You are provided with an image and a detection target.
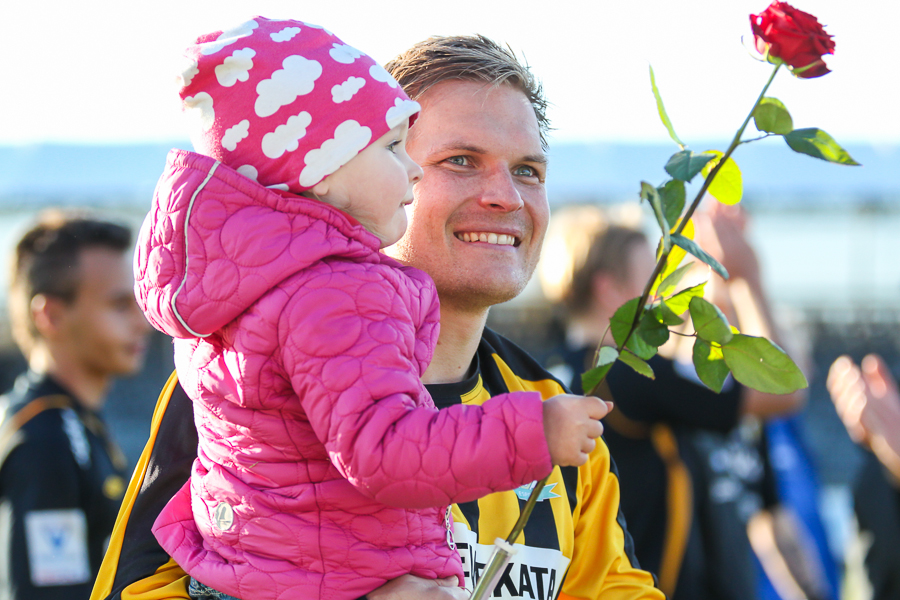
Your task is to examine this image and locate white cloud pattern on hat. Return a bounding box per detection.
[302,21,332,35]
[236,165,259,180]
[200,20,259,56]
[369,64,399,88]
[216,48,256,87]
[332,77,366,103]
[184,92,215,131]
[271,27,301,42]
[255,56,323,118]
[178,58,200,89]
[222,120,250,151]
[386,98,420,129]
[330,43,363,64]
[262,112,313,159]
[299,120,372,188]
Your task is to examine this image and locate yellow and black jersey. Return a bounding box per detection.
[92,329,662,600]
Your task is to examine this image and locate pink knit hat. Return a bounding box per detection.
[177,17,420,193]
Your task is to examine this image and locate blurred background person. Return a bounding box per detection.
[539,201,837,600]
[828,354,900,600]
[0,213,150,600]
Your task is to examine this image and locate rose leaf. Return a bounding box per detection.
[650,66,685,148]
[689,297,734,345]
[753,97,794,135]
[722,334,808,394]
[784,128,861,166]
[671,234,729,280]
[692,337,730,393]
[700,150,743,206]
[619,350,655,380]
[664,150,716,183]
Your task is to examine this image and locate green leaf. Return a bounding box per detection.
[722,334,809,394]
[700,150,743,206]
[650,65,684,148]
[658,180,686,227]
[783,128,860,166]
[665,150,716,183]
[619,350,655,379]
[610,298,658,360]
[665,282,706,315]
[651,219,695,295]
[671,234,729,280]
[655,262,694,298]
[641,182,671,251]
[655,301,685,326]
[689,297,734,345]
[753,97,793,135]
[582,363,613,394]
[597,345,620,366]
[582,346,619,393]
[638,309,670,347]
[692,338,731,393]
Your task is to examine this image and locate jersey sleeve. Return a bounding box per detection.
[1,412,93,600]
[279,278,553,509]
[560,437,666,600]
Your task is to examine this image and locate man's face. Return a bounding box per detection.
[57,247,150,378]
[388,80,549,311]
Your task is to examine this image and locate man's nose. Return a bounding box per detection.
[477,167,524,212]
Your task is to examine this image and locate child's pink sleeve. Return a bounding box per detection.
[278,273,553,509]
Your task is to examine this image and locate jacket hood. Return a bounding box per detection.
[135,149,382,338]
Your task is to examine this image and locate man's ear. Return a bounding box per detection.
[30,294,67,339]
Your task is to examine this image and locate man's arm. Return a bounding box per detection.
[560,438,665,600]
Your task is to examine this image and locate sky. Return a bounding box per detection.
[1,0,897,147]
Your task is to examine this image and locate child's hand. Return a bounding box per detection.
[368,574,466,599]
[542,394,613,467]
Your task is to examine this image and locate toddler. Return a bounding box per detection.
[134,17,608,600]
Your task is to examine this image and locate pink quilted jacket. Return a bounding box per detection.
[135,150,553,600]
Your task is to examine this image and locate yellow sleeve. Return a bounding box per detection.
[560,437,665,600]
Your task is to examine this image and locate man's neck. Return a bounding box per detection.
[422,305,489,385]
[28,347,108,411]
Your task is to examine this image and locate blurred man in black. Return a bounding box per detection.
[0,214,150,599]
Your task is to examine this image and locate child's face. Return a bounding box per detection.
[312,119,423,247]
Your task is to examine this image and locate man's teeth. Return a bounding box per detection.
[459,232,517,246]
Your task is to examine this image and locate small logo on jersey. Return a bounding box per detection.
[214,502,234,531]
[514,481,560,502]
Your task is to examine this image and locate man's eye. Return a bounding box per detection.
[446,156,469,166]
[514,165,538,177]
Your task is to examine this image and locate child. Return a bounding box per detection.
[134,17,608,600]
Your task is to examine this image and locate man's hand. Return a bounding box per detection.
[542,395,612,466]
[367,575,467,600]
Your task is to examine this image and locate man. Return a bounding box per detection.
[0,214,150,599]
[91,36,663,600]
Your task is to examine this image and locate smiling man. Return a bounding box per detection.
[91,36,662,600]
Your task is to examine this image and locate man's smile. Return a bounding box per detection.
[455,232,520,246]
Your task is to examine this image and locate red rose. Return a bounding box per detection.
[750,1,835,78]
